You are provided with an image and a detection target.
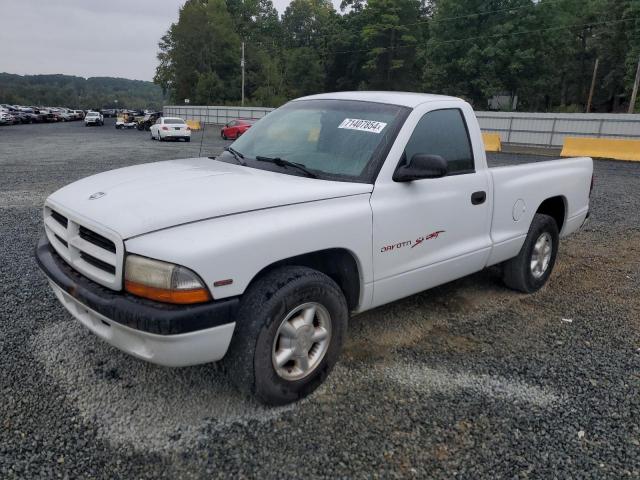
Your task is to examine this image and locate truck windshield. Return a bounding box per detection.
[228,99,409,182]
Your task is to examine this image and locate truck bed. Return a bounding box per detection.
[486,152,562,168]
[485,154,592,267]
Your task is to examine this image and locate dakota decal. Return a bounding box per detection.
[380,230,445,253]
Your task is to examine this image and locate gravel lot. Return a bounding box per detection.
[1,119,639,478]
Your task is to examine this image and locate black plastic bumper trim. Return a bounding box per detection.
[35,236,238,335]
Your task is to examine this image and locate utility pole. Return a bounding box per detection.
[586,58,599,113]
[628,55,640,114]
[241,41,245,107]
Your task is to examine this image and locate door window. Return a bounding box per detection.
[404,109,474,175]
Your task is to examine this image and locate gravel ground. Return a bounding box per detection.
[1,119,639,478]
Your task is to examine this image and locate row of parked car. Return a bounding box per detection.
[0,104,87,125]
[0,105,168,127]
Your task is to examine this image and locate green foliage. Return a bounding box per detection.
[0,73,165,109]
[154,0,640,111]
[359,0,423,90]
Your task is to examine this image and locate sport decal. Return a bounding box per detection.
[411,230,445,248]
[338,118,387,134]
[380,230,445,253]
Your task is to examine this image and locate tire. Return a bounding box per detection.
[159,134,164,141]
[221,132,227,140]
[185,137,191,142]
[223,266,348,405]
[502,213,559,293]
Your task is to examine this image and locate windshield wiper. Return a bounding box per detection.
[216,146,246,166]
[255,156,318,179]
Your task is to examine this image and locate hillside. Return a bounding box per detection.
[0,73,166,109]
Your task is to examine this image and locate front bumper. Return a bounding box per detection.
[35,237,238,366]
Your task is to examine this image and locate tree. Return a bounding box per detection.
[154,0,241,104]
[359,0,424,90]
[151,0,639,111]
[280,0,341,96]
[0,73,165,109]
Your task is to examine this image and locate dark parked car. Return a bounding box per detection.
[137,112,162,131]
[20,108,42,123]
[29,108,48,122]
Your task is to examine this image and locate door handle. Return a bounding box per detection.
[471,191,486,205]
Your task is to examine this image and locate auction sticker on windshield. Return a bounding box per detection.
[338,118,387,134]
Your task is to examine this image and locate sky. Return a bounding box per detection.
[0,0,337,82]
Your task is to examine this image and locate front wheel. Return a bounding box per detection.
[223,266,348,405]
[502,213,559,293]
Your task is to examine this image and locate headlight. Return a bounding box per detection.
[124,255,211,304]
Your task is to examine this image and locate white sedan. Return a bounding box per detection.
[150,117,191,142]
[84,111,104,126]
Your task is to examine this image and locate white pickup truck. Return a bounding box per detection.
[36,92,593,404]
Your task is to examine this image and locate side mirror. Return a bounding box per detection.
[393,154,448,182]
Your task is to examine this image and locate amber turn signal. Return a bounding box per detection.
[124,280,211,304]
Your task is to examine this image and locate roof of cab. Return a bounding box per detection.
[294,91,462,108]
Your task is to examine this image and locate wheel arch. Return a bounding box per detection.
[246,248,363,311]
[535,195,566,233]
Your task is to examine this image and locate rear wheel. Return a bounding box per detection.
[223,266,348,405]
[502,213,559,293]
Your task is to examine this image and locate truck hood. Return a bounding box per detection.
[46,157,373,238]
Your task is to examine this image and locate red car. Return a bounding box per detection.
[221,119,255,140]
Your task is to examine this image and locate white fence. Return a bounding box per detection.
[165,105,640,148]
[476,111,640,147]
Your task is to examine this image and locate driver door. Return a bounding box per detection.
[370,101,493,307]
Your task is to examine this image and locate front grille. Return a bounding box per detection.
[44,206,122,289]
[51,210,68,228]
[54,234,68,248]
[80,251,116,275]
[79,226,116,253]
